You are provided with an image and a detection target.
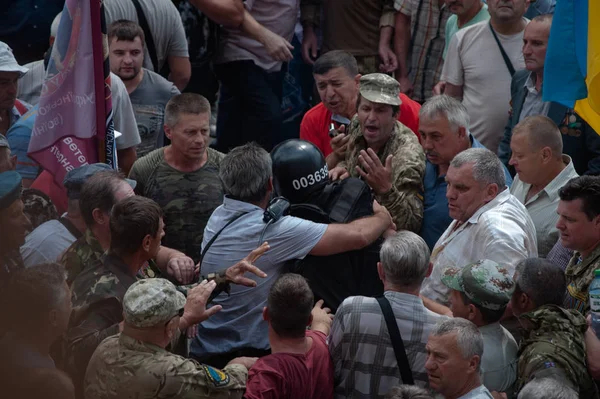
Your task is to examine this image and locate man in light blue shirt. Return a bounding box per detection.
[191,142,394,368]
[419,95,512,250]
[444,0,490,58]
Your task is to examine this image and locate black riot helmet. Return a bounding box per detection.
[271,139,330,204]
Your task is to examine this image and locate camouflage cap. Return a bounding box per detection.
[359,73,402,106]
[123,278,186,328]
[441,259,515,310]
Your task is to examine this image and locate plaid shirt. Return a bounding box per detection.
[421,189,538,306]
[394,0,451,102]
[329,291,447,398]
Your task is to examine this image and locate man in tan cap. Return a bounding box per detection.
[329,73,425,232]
[84,277,255,399]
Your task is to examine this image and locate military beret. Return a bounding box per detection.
[359,73,402,106]
[0,171,22,210]
[63,163,136,199]
[0,134,9,149]
[123,278,186,328]
[441,259,515,311]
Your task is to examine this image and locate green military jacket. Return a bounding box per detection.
[340,118,425,232]
[516,304,599,398]
[61,229,104,285]
[564,243,600,313]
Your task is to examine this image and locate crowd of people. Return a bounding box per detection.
[2,0,600,398]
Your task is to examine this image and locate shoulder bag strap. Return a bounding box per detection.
[376,296,415,385]
[198,211,248,270]
[130,0,159,72]
[489,21,516,77]
[58,216,83,240]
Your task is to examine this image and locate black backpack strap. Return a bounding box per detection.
[489,21,516,77]
[198,211,248,271]
[131,0,159,72]
[58,216,83,240]
[376,296,415,385]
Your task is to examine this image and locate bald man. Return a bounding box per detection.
[509,115,579,257]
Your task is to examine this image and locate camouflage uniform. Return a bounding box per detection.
[60,229,104,285]
[563,244,600,314]
[62,253,138,397]
[516,304,599,398]
[21,187,58,233]
[339,75,425,232]
[85,278,247,399]
[129,147,225,263]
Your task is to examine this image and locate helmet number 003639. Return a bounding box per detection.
[292,166,329,191]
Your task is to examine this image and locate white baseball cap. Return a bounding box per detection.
[0,42,28,77]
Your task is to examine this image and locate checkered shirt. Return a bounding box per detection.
[329,291,447,398]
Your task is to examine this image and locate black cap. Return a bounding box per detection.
[63,163,136,200]
[271,139,329,204]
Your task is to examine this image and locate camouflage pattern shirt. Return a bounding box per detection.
[63,254,138,396]
[85,333,247,399]
[129,147,225,263]
[516,304,599,398]
[60,229,104,285]
[564,244,600,314]
[340,118,425,232]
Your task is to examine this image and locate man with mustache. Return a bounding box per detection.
[329,73,425,233]
[419,95,512,250]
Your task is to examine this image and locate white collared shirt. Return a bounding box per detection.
[421,189,538,305]
[510,156,579,257]
[519,72,552,122]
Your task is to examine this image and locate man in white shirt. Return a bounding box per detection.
[509,115,579,257]
[441,0,529,152]
[441,259,518,396]
[421,147,537,306]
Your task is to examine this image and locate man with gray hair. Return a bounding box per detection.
[420,95,512,250]
[421,147,537,308]
[517,378,578,399]
[192,141,394,368]
[329,231,447,398]
[425,318,491,398]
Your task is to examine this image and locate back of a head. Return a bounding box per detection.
[79,170,125,228]
[513,115,563,159]
[107,19,145,45]
[380,231,430,288]
[220,142,272,203]
[559,175,600,220]
[385,385,433,399]
[1,263,68,332]
[517,377,578,399]
[164,93,211,128]
[267,274,314,338]
[271,139,329,204]
[450,148,506,189]
[430,318,483,369]
[109,196,163,257]
[515,258,566,308]
[313,50,358,77]
[419,95,470,132]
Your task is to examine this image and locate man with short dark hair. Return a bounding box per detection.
[300,50,421,168]
[108,20,180,158]
[441,260,518,395]
[510,258,599,398]
[329,73,425,232]
[244,274,334,398]
[329,231,447,398]
[129,93,223,263]
[555,175,600,313]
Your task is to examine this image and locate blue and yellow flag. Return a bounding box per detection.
[543,0,600,134]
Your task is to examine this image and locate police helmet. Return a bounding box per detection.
[271,139,329,204]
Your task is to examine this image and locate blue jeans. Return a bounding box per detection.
[214,60,284,152]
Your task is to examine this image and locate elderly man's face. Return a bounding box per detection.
[420,114,467,168]
[523,19,550,73]
[508,132,545,184]
[488,0,530,22]
[425,333,477,397]
[0,71,19,111]
[357,97,396,149]
[446,163,497,222]
[0,199,31,251]
[314,67,360,117]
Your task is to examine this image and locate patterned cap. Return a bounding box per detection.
[359,73,402,106]
[0,135,9,149]
[441,259,515,310]
[0,171,22,210]
[63,163,136,200]
[123,278,186,328]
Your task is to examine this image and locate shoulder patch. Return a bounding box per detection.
[544,361,556,369]
[202,364,230,387]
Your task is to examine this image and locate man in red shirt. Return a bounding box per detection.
[300,50,420,167]
[244,274,334,399]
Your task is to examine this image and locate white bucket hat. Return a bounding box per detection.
[0,42,28,77]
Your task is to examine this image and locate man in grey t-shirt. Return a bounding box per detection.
[108,20,180,158]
